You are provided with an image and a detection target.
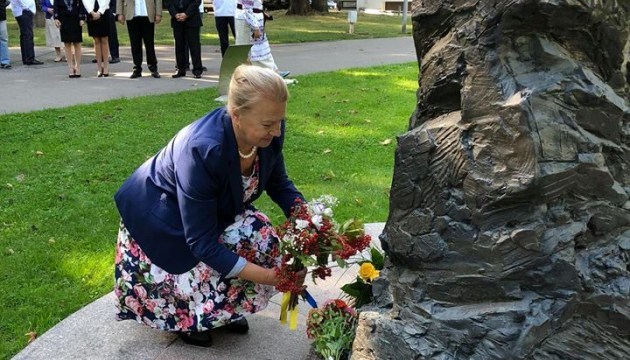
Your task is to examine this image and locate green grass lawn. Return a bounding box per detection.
[6,10,411,48]
[0,62,418,359]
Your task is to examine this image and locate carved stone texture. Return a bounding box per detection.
[352,1,630,359]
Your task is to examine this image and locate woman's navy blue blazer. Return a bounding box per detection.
[114,107,304,275]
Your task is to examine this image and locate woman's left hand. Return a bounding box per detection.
[91,11,101,20]
[252,28,262,40]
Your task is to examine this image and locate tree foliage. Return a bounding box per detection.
[286,0,330,15]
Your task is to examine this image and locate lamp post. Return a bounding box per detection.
[348,8,357,34]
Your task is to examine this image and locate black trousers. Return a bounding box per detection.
[215,16,234,57]
[126,16,157,72]
[15,10,35,64]
[173,22,202,75]
[108,12,119,59]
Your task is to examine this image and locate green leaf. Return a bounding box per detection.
[371,247,385,269]
[340,218,365,240]
[341,280,373,308]
[341,281,364,298]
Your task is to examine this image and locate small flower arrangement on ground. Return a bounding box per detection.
[274,195,371,329]
[306,299,358,360]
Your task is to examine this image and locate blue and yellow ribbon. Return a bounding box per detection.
[279,291,318,330]
[280,292,290,325]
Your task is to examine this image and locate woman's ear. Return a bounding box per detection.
[231,110,241,128]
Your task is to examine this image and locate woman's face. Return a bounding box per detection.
[233,98,286,149]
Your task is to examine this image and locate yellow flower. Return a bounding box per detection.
[358,262,379,282]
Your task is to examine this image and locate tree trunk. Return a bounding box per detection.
[286,0,311,15]
[311,0,329,13]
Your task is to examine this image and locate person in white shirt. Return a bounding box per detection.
[213,0,235,57]
[11,0,44,64]
[234,0,288,77]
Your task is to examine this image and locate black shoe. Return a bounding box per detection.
[130,71,142,79]
[91,58,97,63]
[224,318,249,334]
[0,63,11,69]
[109,57,120,64]
[193,73,202,79]
[201,66,207,72]
[172,72,186,78]
[151,71,161,78]
[25,60,44,65]
[178,331,213,347]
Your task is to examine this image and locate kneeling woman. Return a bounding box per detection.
[114,65,306,347]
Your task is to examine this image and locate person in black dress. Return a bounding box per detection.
[54,0,87,78]
[83,0,110,76]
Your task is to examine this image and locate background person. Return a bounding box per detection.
[213,0,235,57]
[83,0,111,77]
[54,0,86,77]
[41,0,65,62]
[11,0,44,65]
[116,0,162,78]
[114,65,306,347]
[0,0,11,69]
[168,0,203,78]
[92,0,119,64]
[234,0,288,77]
[107,0,119,63]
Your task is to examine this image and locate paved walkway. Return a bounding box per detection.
[0,37,415,114]
[6,36,412,360]
[12,223,385,360]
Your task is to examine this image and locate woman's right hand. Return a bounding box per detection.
[294,268,307,289]
[54,19,61,28]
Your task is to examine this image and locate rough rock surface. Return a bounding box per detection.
[352,1,630,359]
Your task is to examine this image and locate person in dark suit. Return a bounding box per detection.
[168,0,203,78]
[107,0,120,63]
[114,65,306,347]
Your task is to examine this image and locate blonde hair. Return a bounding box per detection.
[227,65,289,116]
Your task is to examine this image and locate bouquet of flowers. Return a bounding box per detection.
[306,299,358,360]
[274,195,371,329]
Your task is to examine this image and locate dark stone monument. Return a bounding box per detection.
[351,0,630,358]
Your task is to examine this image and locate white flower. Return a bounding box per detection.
[311,215,323,230]
[316,194,338,207]
[295,219,310,230]
[323,207,333,217]
[311,202,326,215]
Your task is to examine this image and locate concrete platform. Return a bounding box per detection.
[12,223,385,360]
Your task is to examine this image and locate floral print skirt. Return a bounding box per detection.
[114,208,281,332]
